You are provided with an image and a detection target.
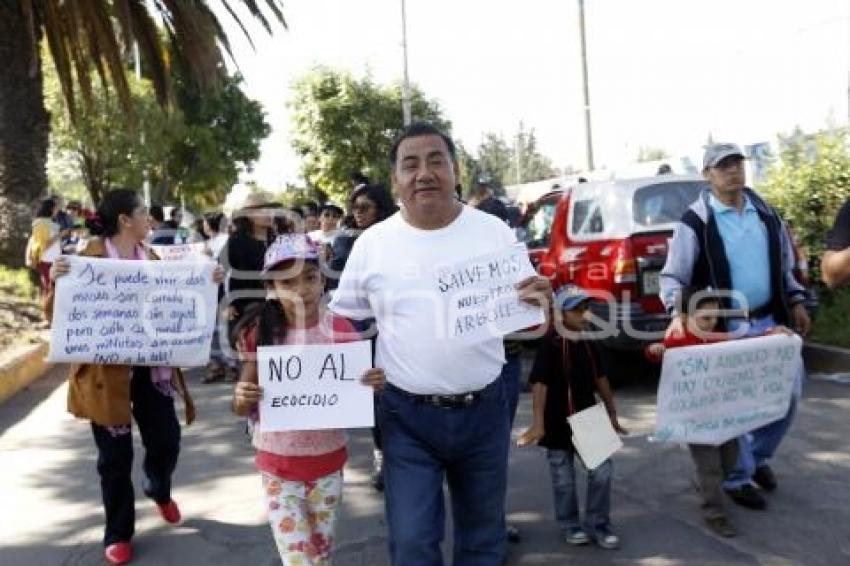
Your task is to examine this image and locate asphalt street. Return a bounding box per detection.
[0,363,848,565]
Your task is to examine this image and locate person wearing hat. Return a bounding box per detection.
[309,203,344,246]
[517,285,625,550]
[232,233,385,565]
[660,143,809,510]
[220,191,284,374]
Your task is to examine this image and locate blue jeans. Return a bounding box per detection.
[546,449,612,531]
[501,351,522,427]
[378,377,510,566]
[723,314,801,490]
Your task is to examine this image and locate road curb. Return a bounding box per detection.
[0,340,52,405]
[803,342,850,373]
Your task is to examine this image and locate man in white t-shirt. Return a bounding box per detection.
[330,123,551,565]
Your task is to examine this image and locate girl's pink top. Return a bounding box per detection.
[241,311,361,480]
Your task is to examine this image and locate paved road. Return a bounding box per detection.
[1,364,848,565]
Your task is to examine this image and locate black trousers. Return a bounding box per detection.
[91,367,181,546]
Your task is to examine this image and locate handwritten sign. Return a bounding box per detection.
[436,243,545,342]
[47,256,218,367]
[258,340,373,432]
[654,334,802,445]
[151,243,208,261]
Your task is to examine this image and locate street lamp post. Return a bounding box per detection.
[401,0,412,126]
[134,41,151,207]
[578,0,594,171]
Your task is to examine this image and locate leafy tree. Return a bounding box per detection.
[758,128,850,281]
[167,73,270,210]
[476,123,559,192]
[476,132,513,192]
[510,122,559,185]
[47,68,183,205]
[289,67,450,201]
[637,146,670,162]
[455,142,479,195]
[0,1,284,267]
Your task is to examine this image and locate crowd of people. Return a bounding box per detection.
[28,125,830,566]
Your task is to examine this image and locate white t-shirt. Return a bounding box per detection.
[329,205,517,394]
[308,229,339,246]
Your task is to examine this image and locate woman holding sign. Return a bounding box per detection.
[48,188,224,566]
[232,234,385,566]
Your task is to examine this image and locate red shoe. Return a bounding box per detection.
[156,499,182,524]
[104,541,132,565]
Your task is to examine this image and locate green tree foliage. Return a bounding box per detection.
[759,128,850,279]
[289,67,450,201]
[48,65,269,209]
[637,146,670,162]
[476,123,559,192]
[167,73,270,209]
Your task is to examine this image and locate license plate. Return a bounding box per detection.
[642,270,660,296]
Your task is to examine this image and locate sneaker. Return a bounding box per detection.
[752,464,777,492]
[705,516,737,538]
[156,499,182,524]
[725,484,767,510]
[506,524,521,543]
[588,525,619,550]
[565,527,590,546]
[104,542,133,565]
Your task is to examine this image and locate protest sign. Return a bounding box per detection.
[257,340,373,432]
[568,402,622,470]
[436,243,545,342]
[654,333,802,445]
[151,242,208,261]
[47,256,218,367]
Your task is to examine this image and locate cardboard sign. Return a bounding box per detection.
[258,340,374,432]
[151,243,208,261]
[436,243,545,342]
[654,334,802,445]
[568,402,623,470]
[47,256,218,367]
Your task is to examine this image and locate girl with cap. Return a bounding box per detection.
[232,234,385,565]
[47,188,224,565]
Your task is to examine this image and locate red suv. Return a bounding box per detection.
[518,175,708,351]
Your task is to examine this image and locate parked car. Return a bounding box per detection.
[518,175,818,356]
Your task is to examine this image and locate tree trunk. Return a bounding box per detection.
[0,2,49,268]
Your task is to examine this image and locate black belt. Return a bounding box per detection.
[385,379,497,409]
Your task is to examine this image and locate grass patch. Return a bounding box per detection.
[0,265,38,299]
[809,287,850,349]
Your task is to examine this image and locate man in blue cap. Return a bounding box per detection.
[660,143,809,510]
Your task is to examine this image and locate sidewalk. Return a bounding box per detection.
[1,365,849,565]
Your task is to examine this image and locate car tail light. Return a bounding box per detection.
[613,241,637,284]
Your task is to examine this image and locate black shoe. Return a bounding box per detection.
[752,464,777,492]
[506,525,521,543]
[371,471,384,492]
[725,484,767,510]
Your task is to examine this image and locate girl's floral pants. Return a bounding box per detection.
[261,471,343,566]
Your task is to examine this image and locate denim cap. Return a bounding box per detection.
[555,285,590,311]
[262,234,321,275]
[703,143,745,170]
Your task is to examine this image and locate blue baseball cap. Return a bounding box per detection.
[554,285,591,311]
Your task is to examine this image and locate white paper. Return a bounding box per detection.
[47,256,218,366]
[151,242,208,261]
[436,243,545,343]
[258,340,374,432]
[654,334,801,445]
[568,403,623,470]
[41,240,61,263]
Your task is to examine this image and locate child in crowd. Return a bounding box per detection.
[518,286,626,550]
[232,234,385,565]
[645,287,792,538]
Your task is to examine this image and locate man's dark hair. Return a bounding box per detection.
[350,171,370,186]
[389,122,456,166]
[204,212,224,233]
[170,207,182,219]
[150,204,165,223]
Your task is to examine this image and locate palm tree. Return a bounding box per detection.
[0,1,284,267]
